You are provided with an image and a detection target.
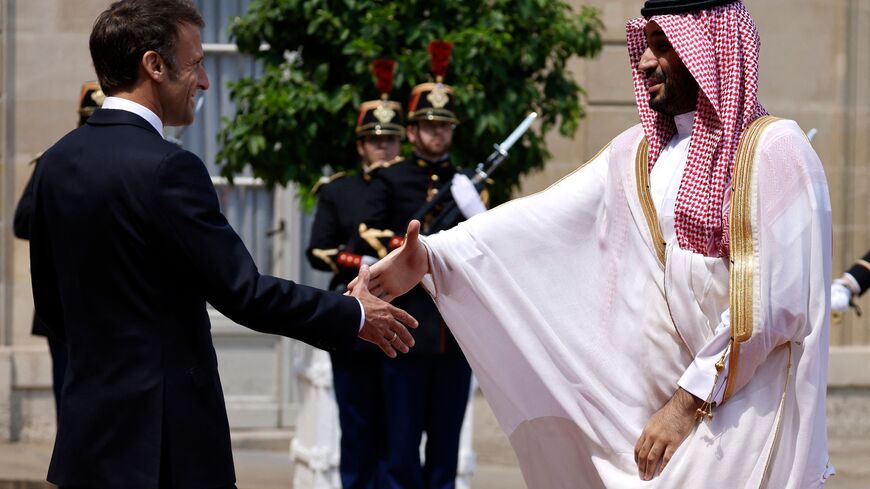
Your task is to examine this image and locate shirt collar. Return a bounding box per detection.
[101,97,164,137]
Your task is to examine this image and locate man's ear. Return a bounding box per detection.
[142,51,165,83]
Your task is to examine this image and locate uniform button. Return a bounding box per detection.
[431,174,439,182]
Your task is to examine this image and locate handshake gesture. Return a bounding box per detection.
[348,220,431,357]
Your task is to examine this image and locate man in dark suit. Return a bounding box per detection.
[28,1,416,488]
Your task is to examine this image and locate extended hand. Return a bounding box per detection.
[634,387,701,481]
[351,265,418,358]
[349,220,429,302]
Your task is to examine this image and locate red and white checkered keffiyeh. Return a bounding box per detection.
[626,1,767,257]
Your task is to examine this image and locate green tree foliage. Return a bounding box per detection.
[218,0,603,205]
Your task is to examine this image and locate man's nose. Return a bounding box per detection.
[199,68,210,91]
[638,47,656,74]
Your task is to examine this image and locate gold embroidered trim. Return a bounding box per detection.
[310,248,339,274]
[635,138,667,266]
[359,223,394,259]
[724,115,780,401]
[855,259,870,274]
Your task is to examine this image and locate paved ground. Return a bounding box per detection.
[1,394,868,488]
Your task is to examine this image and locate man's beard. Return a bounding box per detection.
[421,138,449,158]
[647,69,699,116]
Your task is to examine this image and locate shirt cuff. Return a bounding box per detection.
[355,297,365,332]
[678,354,728,405]
[418,236,439,299]
[677,310,731,405]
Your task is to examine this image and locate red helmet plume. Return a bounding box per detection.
[428,40,453,81]
[371,59,396,99]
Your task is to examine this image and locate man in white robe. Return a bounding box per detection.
[350,0,833,487]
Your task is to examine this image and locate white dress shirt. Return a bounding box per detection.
[101,97,165,137]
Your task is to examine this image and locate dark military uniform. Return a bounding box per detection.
[356,44,477,489]
[305,59,405,489]
[13,81,104,415]
[305,168,386,489]
[844,251,870,298]
[307,168,391,293]
[358,154,476,353]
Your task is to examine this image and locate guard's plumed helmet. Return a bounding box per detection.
[356,59,405,138]
[407,41,458,124]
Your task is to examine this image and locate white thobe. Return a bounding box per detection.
[421,119,833,488]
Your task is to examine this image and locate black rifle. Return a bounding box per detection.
[412,112,538,235]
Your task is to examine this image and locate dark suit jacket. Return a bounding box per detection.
[13,159,51,337]
[30,108,360,489]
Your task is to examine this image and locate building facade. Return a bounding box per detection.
[0,0,868,443]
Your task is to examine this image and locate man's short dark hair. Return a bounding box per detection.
[89,0,204,95]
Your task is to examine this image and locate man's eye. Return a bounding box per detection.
[658,43,671,51]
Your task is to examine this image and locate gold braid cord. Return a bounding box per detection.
[358,223,394,259]
[310,248,340,274]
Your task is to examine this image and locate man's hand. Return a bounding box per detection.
[349,220,429,302]
[351,265,418,358]
[634,387,702,481]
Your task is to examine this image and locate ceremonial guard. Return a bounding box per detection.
[13,81,105,414]
[356,41,486,489]
[305,59,404,489]
[832,250,870,314]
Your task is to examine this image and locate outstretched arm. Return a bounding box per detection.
[348,220,429,302]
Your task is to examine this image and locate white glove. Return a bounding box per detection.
[361,255,378,267]
[450,173,486,219]
[831,282,853,313]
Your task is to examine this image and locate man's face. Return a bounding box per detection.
[638,21,699,116]
[160,22,209,126]
[407,120,454,160]
[356,135,401,165]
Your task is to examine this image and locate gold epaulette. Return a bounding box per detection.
[368,155,404,172]
[364,156,404,181]
[312,171,347,195]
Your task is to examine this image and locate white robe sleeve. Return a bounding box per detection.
[680,120,831,404]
